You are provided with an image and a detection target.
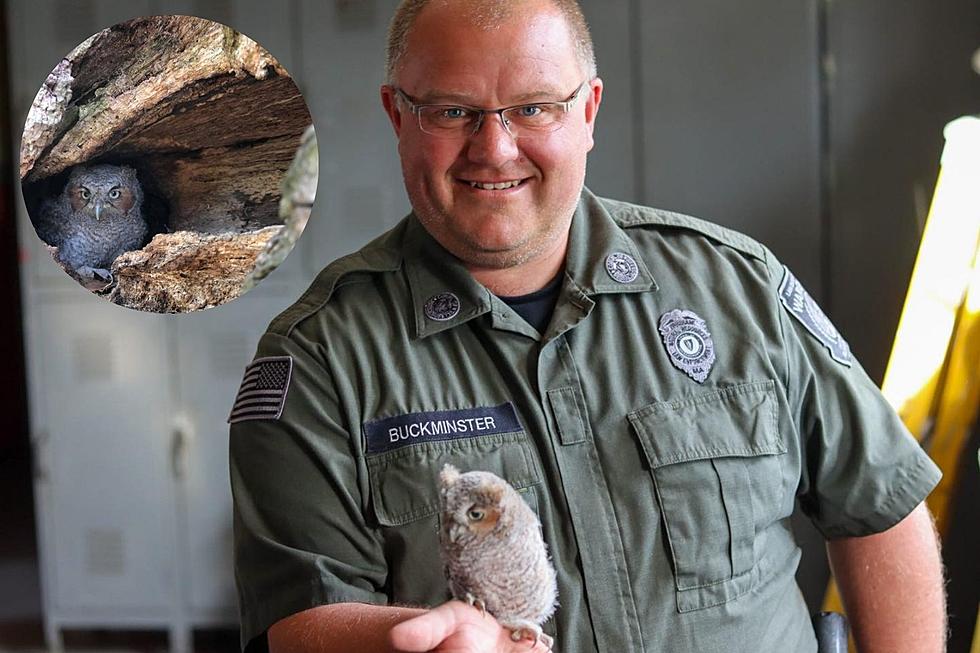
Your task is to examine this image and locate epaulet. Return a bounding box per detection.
[267,222,405,336]
[601,197,767,263]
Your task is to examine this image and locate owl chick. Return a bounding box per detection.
[36,164,148,282]
[438,464,558,650]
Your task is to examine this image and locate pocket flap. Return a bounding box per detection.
[628,380,783,468]
[366,432,539,526]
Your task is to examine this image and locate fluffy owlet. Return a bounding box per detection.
[36,164,148,282]
[438,464,558,649]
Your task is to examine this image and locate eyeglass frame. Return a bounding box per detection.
[391,80,590,139]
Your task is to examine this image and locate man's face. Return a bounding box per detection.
[382,0,602,272]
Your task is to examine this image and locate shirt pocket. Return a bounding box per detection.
[627,379,785,612]
[364,430,541,605]
[366,431,540,527]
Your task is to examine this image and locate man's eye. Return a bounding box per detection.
[440,107,469,120]
[516,105,544,118]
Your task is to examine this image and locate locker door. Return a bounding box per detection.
[580,0,639,202]
[637,1,822,291]
[298,0,406,273]
[34,299,178,615]
[173,291,298,618]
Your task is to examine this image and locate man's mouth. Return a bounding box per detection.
[464,179,526,190]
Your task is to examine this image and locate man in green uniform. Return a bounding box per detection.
[229,1,946,651]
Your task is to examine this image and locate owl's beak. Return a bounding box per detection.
[448,523,465,544]
[93,200,104,221]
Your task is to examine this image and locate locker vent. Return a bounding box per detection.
[85,528,125,576]
[72,335,114,381]
[211,334,250,378]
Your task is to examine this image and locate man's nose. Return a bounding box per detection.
[465,111,520,164]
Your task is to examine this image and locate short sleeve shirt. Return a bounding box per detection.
[229,188,941,652]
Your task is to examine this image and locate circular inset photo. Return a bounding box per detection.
[19,15,317,313]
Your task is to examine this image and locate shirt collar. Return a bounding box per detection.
[403,187,658,339]
[403,216,495,339]
[565,187,658,296]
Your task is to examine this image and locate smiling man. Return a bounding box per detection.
[229,1,946,652]
[379,0,599,299]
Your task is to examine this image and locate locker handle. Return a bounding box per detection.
[31,430,49,482]
[171,415,195,480]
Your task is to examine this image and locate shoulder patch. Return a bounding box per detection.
[778,267,852,366]
[601,197,766,262]
[228,356,293,424]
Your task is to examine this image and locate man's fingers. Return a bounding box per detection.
[388,601,471,651]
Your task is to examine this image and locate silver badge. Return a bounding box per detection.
[659,309,716,383]
[605,252,639,283]
[424,292,461,321]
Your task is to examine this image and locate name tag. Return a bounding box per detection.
[363,403,522,454]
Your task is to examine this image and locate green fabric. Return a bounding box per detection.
[229,188,941,652]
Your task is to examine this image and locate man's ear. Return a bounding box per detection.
[583,77,603,152]
[381,85,403,136]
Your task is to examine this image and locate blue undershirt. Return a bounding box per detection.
[498,271,564,334]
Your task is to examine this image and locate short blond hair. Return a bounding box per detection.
[385,0,597,84]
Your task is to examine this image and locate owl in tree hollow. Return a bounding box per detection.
[438,464,558,650]
[36,164,148,281]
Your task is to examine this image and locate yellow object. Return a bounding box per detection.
[879,116,980,536]
[973,603,980,653]
[823,116,980,644]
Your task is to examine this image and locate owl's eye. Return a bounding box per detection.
[467,508,485,522]
[79,188,91,200]
[108,188,121,200]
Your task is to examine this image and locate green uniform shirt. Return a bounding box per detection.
[229,188,941,652]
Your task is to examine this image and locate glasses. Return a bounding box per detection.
[394,81,589,139]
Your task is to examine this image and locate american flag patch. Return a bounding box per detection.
[228,356,293,424]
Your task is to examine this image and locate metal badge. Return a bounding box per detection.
[659,309,716,383]
[778,266,852,366]
[605,252,639,283]
[424,292,461,321]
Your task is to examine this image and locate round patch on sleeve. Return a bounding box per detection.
[778,266,852,366]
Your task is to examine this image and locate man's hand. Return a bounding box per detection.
[827,502,946,652]
[389,600,552,653]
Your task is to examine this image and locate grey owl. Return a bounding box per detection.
[36,164,148,281]
[438,464,558,650]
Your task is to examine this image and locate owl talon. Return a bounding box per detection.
[464,593,487,617]
[502,620,550,650]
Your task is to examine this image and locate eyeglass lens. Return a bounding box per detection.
[418,104,570,138]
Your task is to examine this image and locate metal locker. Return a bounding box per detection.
[173,290,298,620]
